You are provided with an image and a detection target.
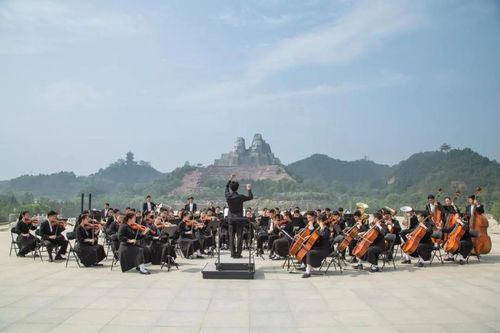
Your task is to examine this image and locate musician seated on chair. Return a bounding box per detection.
[352,212,387,272]
[348,211,369,264]
[75,214,106,267]
[401,211,434,267]
[382,208,402,260]
[270,211,294,260]
[442,213,474,265]
[40,210,69,262]
[15,211,39,257]
[299,212,331,278]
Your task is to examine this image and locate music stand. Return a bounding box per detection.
[206,219,220,257]
[160,226,179,271]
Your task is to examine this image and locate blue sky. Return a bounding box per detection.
[1,0,499,179]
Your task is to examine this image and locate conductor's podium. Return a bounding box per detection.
[201,217,256,279]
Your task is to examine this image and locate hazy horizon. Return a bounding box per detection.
[1,1,499,180]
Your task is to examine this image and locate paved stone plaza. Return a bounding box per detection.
[1,230,500,333]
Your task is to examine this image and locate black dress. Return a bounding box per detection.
[117,224,149,272]
[143,224,162,265]
[304,227,331,268]
[272,222,294,257]
[178,221,201,257]
[75,225,106,267]
[15,220,38,256]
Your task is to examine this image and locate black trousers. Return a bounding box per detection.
[45,236,68,257]
[229,221,244,257]
[400,229,412,243]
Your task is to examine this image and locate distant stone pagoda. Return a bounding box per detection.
[214,134,281,167]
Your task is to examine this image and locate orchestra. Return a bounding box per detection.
[9,178,493,279]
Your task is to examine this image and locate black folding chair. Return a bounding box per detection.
[430,243,444,265]
[65,232,81,268]
[319,236,344,275]
[9,227,19,256]
[381,234,396,271]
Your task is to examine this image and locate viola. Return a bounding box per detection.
[352,224,380,259]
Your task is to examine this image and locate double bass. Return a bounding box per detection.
[471,212,491,254]
[471,187,492,254]
[352,224,380,258]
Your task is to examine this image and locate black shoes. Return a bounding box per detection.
[459,260,465,265]
[444,257,454,262]
[54,255,66,261]
[92,263,103,267]
[352,264,363,270]
[139,269,151,275]
[401,260,411,264]
[370,266,380,273]
[302,273,311,278]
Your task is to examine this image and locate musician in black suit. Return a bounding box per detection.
[300,212,331,278]
[184,197,197,213]
[101,203,111,220]
[142,195,156,213]
[39,210,69,262]
[225,174,253,258]
[425,194,444,220]
[353,212,387,272]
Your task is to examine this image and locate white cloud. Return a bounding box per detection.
[0,0,149,55]
[37,80,100,111]
[176,1,420,111]
[249,1,422,81]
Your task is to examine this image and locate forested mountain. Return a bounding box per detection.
[1,148,499,221]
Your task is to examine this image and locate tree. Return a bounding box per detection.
[126,152,135,165]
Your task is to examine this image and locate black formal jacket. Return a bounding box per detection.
[40,220,65,240]
[225,181,253,217]
[184,203,197,212]
[16,220,37,235]
[142,201,156,213]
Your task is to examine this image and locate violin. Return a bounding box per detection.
[130,222,148,233]
[25,218,40,225]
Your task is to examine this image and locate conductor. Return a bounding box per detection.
[225,174,253,258]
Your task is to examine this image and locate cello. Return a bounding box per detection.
[289,226,320,262]
[443,215,465,254]
[338,224,360,253]
[352,224,380,259]
[402,215,430,255]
